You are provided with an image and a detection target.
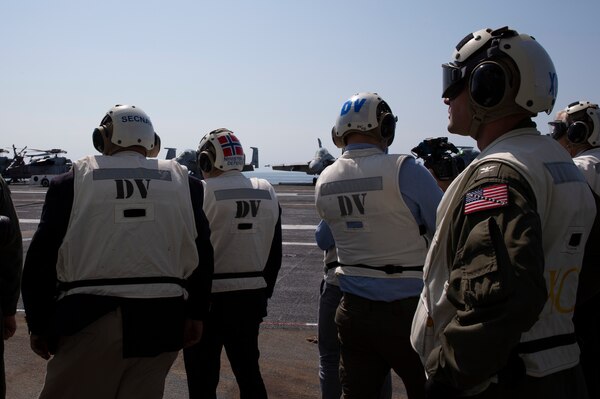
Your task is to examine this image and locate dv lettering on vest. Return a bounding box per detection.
[115,179,150,199]
[337,193,366,216]
[235,200,261,218]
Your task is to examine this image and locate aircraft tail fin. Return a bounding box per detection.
[165,147,177,160]
[250,147,259,168]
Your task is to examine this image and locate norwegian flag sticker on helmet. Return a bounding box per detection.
[218,134,244,157]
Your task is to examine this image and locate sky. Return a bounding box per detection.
[2,0,600,168]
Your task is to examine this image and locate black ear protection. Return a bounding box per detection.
[377,101,396,145]
[147,134,161,158]
[379,113,396,144]
[93,113,113,154]
[469,61,509,108]
[92,124,112,154]
[198,144,216,174]
[567,121,590,144]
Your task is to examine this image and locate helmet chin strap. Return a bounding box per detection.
[378,135,390,152]
[102,141,118,156]
[105,143,148,157]
[468,111,484,141]
[468,100,529,141]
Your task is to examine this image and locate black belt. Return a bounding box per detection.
[58,276,187,291]
[339,263,423,275]
[212,271,264,280]
[325,261,339,271]
[517,333,577,354]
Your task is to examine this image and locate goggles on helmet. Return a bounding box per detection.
[442,63,468,99]
[548,120,567,139]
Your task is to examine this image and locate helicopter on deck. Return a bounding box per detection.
[0,148,10,175]
[2,145,72,186]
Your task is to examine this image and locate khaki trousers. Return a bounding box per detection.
[39,308,178,399]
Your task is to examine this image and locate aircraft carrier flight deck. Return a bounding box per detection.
[7,183,408,399]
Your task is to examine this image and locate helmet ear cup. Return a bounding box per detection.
[567,121,589,144]
[331,126,344,148]
[147,133,161,157]
[469,62,507,108]
[379,113,396,145]
[198,150,215,174]
[92,125,111,154]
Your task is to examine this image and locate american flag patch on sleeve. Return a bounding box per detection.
[464,184,509,214]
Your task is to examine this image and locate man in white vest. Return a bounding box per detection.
[22,104,214,399]
[183,128,282,399]
[410,27,595,398]
[549,101,600,398]
[315,92,443,399]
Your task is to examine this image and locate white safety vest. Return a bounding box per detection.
[315,148,427,279]
[56,153,199,299]
[411,128,595,377]
[202,171,279,293]
[574,147,600,196]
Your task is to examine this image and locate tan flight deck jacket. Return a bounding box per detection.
[411,127,595,394]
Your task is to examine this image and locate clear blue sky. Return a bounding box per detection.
[2,0,599,167]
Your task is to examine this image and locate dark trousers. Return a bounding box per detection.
[335,293,425,399]
[183,290,268,399]
[0,314,5,399]
[318,282,392,399]
[574,295,600,399]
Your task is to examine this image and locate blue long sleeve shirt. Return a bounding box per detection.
[315,143,442,301]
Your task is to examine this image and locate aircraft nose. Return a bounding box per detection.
[308,159,320,173]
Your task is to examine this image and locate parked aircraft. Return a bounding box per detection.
[167,146,259,176]
[0,148,10,174]
[165,147,177,161]
[271,138,336,184]
[2,146,72,186]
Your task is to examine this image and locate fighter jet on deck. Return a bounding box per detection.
[271,139,336,184]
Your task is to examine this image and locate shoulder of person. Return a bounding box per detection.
[50,170,75,187]
[465,161,527,187]
[461,161,536,215]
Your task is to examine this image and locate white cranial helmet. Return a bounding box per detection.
[442,26,558,115]
[93,104,160,156]
[331,92,397,149]
[565,101,600,146]
[197,128,246,173]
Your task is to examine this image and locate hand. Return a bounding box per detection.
[183,319,203,348]
[30,334,51,360]
[3,315,16,340]
[428,168,452,192]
